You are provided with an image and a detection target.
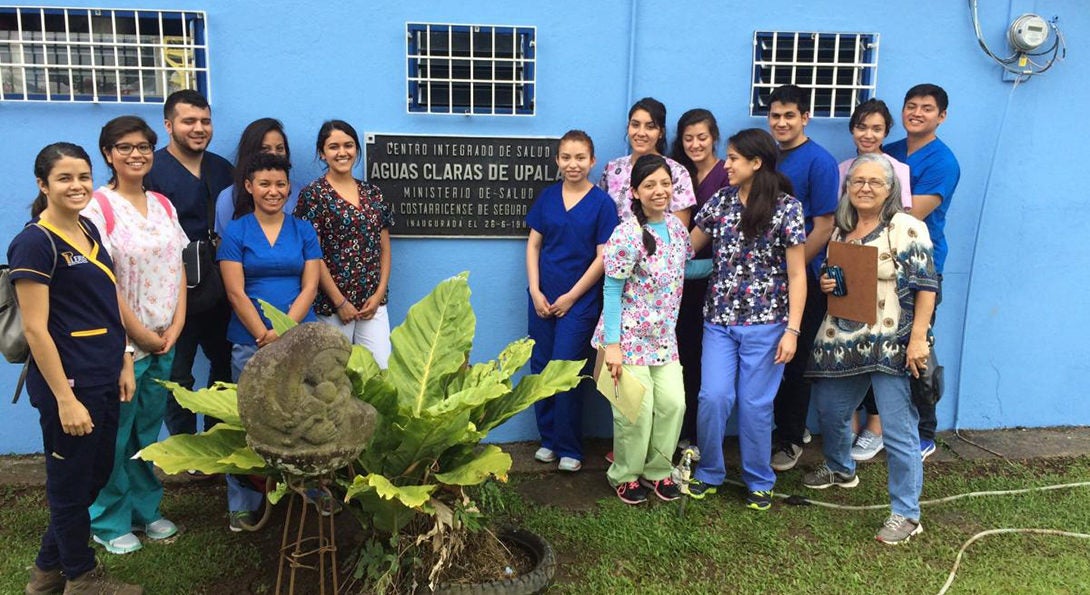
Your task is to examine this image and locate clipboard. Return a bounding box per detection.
[825,241,878,325]
[593,349,645,423]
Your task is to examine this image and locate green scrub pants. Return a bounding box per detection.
[606,361,685,486]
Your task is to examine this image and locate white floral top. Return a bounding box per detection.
[597,155,697,221]
[83,187,189,360]
[592,216,691,366]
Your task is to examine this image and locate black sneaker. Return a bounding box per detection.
[641,477,681,502]
[771,443,803,471]
[802,463,860,489]
[228,510,257,532]
[746,490,774,511]
[686,479,718,500]
[615,480,650,505]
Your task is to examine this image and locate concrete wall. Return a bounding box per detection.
[1,0,1087,453]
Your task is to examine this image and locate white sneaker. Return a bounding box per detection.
[850,430,885,461]
[534,447,556,463]
[133,517,178,540]
[802,428,813,444]
[558,457,582,472]
[93,532,143,554]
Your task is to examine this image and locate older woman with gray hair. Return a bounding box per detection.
[801,152,939,545]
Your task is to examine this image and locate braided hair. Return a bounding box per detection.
[629,154,671,256]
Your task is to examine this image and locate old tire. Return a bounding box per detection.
[432,528,557,595]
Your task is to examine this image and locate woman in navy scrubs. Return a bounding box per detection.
[9,142,141,593]
[525,130,619,471]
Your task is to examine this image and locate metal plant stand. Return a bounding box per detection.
[275,476,339,595]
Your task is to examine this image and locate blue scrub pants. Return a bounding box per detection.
[30,374,119,580]
[227,343,264,513]
[813,373,923,519]
[695,322,785,491]
[528,301,596,461]
[90,351,174,540]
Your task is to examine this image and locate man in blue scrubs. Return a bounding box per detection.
[886,83,960,460]
[144,90,234,436]
[766,84,839,472]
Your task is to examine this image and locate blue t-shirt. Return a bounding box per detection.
[217,214,322,345]
[214,184,301,237]
[525,183,619,319]
[885,137,960,273]
[7,218,125,388]
[144,148,234,241]
[777,138,839,277]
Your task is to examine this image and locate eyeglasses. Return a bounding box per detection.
[112,143,154,155]
[848,178,888,190]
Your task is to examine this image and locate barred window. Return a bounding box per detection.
[0,6,207,103]
[406,23,535,116]
[751,31,879,118]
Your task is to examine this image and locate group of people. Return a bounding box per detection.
[525,83,959,547]
[10,90,393,593]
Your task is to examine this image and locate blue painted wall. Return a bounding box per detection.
[1,0,1086,453]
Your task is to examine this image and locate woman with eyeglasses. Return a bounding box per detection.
[79,116,189,556]
[837,99,913,463]
[802,153,938,545]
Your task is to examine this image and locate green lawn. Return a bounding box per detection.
[2,457,1089,594]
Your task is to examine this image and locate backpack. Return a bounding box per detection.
[2,224,57,403]
[93,190,175,235]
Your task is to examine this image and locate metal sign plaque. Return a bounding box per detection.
[364,133,561,237]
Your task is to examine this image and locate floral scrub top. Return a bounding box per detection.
[597,155,697,221]
[807,213,938,378]
[82,187,189,360]
[592,216,691,366]
[295,176,394,317]
[694,188,806,326]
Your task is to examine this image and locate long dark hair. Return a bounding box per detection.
[233,153,292,218]
[231,118,291,220]
[628,97,668,155]
[728,129,794,241]
[670,108,720,180]
[315,119,362,166]
[629,154,671,256]
[98,116,157,186]
[31,142,93,217]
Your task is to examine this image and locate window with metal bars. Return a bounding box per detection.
[406,23,535,116]
[751,31,878,118]
[0,6,207,103]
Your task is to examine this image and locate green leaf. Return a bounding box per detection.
[267,481,288,505]
[359,376,400,420]
[347,473,436,509]
[363,409,474,479]
[386,272,475,416]
[347,344,382,395]
[258,299,298,335]
[138,425,263,475]
[424,379,509,418]
[472,358,586,433]
[434,445,511,485]
[157,380,241,426]
[496,337,533,382]
[219,445,269,471]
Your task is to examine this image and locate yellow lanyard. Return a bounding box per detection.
[36,219,117,284]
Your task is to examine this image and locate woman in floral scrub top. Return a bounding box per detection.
[295,120,394,367]
[598,97,697,227]
[687,129,807,512]
[593,154,691,505]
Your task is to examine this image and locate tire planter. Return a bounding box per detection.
[432,528,557,595]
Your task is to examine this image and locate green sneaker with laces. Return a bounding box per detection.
[687,479,718,500]
[746,490,773,511]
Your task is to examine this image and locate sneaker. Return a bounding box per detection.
[802,428,813,444]
[641,477,681,501]
[746,490,774,511]
[92,533,142,555]
[605,451,614,464]
[25,563,65,595]
[771,443,803,471]
[228,510,257,533]
[802,463,860,489]
[920,439,937,460]
[63,560,143,594]
[851,430,885,461]
[875,514,923,545]
[615,480,650,505]
[534,447,556,463]
[686,479,718,500]
[558,457,582,472]
[131,518,178,541]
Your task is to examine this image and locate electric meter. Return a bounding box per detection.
[1008,14,1049,52]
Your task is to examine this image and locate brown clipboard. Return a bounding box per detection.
[825,241,878,325]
